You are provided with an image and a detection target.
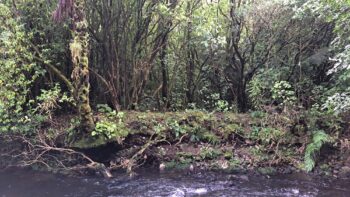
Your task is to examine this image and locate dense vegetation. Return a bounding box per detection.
[0,0,349,176]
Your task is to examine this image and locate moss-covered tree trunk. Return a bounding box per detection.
[70,0,94,134]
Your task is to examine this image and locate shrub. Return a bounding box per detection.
[92,105,129,143]
[0,3,43,133]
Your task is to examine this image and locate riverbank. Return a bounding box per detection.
[1,110,349,178]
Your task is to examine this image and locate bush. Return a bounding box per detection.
[0,3,43,133]
[92,105,129,143]
[272,81,297,108]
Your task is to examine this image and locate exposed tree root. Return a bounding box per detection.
[0,133,112,178]
[110,134,167,175]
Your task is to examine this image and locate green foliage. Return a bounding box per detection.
[249,146,268,162]
[250,111,266,119]
[34,84,73,118]
[0,3,44,133]
[295,0,350,115]
[200,132,220,145]
[272,81,297,107]
[92,120,128,142]
[322,91,350,115]
[165,114,212,142]
[215,100,231,112]
[176,152,195,164]
[67,117,81,138]
[0,0,348,172]
[199,147,222,160]
[250,126,285,145]
[201,93,233,112]
[304,130,330,172]
[307,103,342,135]
[167,119,186,138]
[97,104,114,115]
[1,0,346,115]
[218,123,244,140]
[248,76,266,109]
[248,68,287,109]
[92,106,128,143]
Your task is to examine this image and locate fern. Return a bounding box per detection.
[248,77,264,108]
[304,130,330,172]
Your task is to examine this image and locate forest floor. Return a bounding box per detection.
[1,110,350,178]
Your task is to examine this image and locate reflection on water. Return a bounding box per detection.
[0,168,349,197]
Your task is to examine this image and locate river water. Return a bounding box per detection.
[0,168,349,197]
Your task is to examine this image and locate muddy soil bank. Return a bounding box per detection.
[1,111,349,178]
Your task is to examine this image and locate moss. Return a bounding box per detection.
[219,123,244,139]
[247,146,269,163]
[319,163,330,172]
[164,160,191,170]
[250,111,267,119]
[176,151,195,158]
[69,0,95,135]
[199,147,222,160]
[258,167,277,175]
[175,152,195,165]
[164,160,177,169]
[201,131,220,144]
[228,158,241,168]
[224,151,233,160]
[70,135,108,149]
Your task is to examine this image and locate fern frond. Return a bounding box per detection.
[303,130,330,172]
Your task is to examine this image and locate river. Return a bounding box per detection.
[0,168,349,197]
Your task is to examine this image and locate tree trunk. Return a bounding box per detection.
[186,2,195,104]
[160,42,169,107]
[227,0,248,112]
[71,0,95,133]
[237,79,248,112]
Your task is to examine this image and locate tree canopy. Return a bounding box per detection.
[0,0,349,136]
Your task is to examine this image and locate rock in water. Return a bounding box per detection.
[159,163,166,171]
[189,164,194,171]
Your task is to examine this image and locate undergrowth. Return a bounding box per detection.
[303,130,331,172]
